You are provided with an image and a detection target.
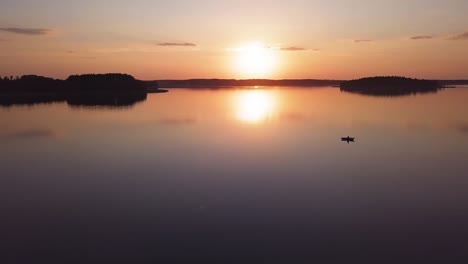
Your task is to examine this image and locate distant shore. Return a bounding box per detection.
[1,74,467,91]
[152,78,467,88]
[153,79,343,88]
[1,74,467,106]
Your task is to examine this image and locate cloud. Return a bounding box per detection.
[280,46,307,51]
[157,42,197,47]
[447,31,468,40]
[354,39,373,43]
[410,35,433,40]
[0,27,50,35]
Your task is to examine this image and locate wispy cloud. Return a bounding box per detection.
[280,46,307,51]
[447,31,468,40]
[410,35,433,40]
[157,42,197,47]
[354,39,373,43]
[94,47,159,53]
[0,27,51,35]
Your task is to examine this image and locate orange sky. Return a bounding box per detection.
[0,0,467,80]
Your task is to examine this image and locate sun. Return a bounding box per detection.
[234,42,277,78]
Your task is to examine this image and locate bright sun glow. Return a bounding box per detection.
[235,90,276,123]
[234,42,277,78]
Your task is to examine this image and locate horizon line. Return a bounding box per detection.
[2,74,468,81]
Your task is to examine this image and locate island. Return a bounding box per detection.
[0,73,170,107]
[340,76,445,97]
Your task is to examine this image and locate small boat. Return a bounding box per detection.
[341,136,355,143]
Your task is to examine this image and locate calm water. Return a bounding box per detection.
[2,87,468,263]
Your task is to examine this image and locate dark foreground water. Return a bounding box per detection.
[1,87,468,263]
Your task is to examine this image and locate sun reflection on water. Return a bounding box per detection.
[235,89,276,124]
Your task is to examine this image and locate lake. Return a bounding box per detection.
[2,86,468,263]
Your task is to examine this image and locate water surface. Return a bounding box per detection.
[2,86,468,263]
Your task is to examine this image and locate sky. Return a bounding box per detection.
[0,0,467,80]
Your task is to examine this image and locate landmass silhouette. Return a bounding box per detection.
[155,79,342,88]
[0,74,146,92]
[1,74,466,107]
[152,78,466,89]
[340,76,445,97]
[0,74,159,107]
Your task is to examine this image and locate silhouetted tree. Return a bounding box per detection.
[0,73,146,93]
[66,73,145,91]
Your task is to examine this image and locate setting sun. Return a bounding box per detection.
[234,42,277,78]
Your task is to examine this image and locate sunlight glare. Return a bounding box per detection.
[235,90,276,123]
[234,42,277,78]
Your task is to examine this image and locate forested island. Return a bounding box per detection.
[340,76,445,96]
[0,74,145,92]
[0,74,152,107]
